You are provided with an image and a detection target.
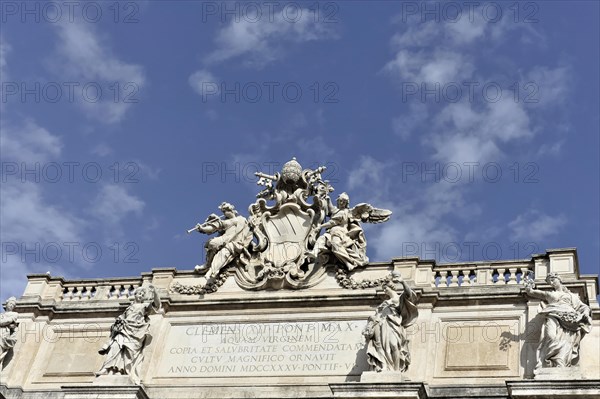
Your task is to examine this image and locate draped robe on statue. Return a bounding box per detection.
[364,288,419,372]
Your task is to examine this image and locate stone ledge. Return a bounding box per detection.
[61,384,150,399]
[329,382,427,398]
[506,380,600,399]
[428,384,508,398]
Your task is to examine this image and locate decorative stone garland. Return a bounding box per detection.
[170,270,229,295]
[335,268,392,289]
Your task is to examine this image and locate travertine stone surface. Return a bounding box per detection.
[359,370,405,383]
[0,248,598,399]
[506,380,600,398]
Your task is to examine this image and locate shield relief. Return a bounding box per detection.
[261,203,314,268]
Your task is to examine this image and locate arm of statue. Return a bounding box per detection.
[320,211,345,230]
[198,217,225,235]
[142,285,161,313]
[524,286,551,302]
[0,314,14,327]
[151,285,161,311]
[197,223,218,234]
[399,279,417,302]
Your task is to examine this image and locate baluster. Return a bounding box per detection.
[119,285,127,299]
[449,271,458,287]
[507,268,518,285]
[462,270,471,286]
[431,271,438,287]
[491,269,499,284]
[520,268,529,285]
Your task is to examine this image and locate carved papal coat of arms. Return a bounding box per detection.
[174,158,392,293]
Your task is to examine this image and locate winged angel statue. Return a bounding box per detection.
[185,158,392,291]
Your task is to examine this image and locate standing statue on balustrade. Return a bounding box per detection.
[362,271,419,372]
[525,272,592,372]
[96,285,161,384]
[0,297,19,371]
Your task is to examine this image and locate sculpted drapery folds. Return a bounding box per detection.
[310,193,390,271]
[192,202,253,282]
[0,297,18,370]
[525,272,592,372]
[96,285,161,383]
[362,272,419,373]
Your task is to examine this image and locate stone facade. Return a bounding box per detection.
[1,248,598,399]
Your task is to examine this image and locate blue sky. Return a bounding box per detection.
[1,1,598,299]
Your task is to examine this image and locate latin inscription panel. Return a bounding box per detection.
[157,320,368,377]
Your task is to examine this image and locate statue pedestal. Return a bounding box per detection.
[92,374,135,385]
[534,366,583,380]
[360,370,405,383]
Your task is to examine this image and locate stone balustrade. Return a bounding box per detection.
[21,274,146,302]
[432,265,530,288]
[60,281,142,301]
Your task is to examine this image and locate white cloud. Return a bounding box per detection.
[392,103,428,140]
[91,143,114,157]
[91,184,145,228]
[189,69,219,96]
[347,156,388,192]
[384,49,474,84]
[1,119,63,163]
[1,181,84,245]
[206,10,337,68]
[446,15,487,44]
[0,180,85,298]
[525,66,570,108]
[133,159,161,180]
[427,95,533,164]
[537,140,564,157]
[345,157,483,264]
[384,7,558,165]
[509,210,567,242]
[51,21,145,123]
